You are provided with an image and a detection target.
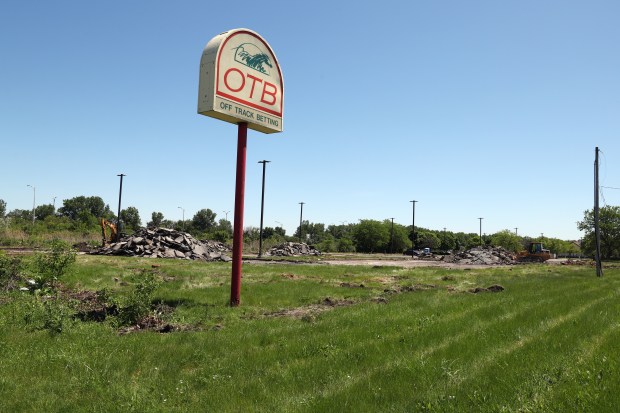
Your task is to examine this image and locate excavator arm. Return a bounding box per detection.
[100,218,118,246]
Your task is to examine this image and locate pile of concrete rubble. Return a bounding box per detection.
[93,228,231,262]
[442,246,516,265]
[265,242,321,257]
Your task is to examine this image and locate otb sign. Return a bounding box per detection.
[198,28,284,133]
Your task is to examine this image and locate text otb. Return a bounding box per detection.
[198,29,284,134]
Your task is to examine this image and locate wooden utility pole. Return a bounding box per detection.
[594,147,603,277]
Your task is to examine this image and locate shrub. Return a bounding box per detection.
[116,271,159,326]
[0,251,23,291]
[42,298,71,335]
[29,239,76,290]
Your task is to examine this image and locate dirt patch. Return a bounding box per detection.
[559,259,591,266]
[469,284,505,294]
[263,297,356,319]
[339,282,365,288]
[56,286,196,334]
[384,283,437,294]
[60,288,118,322]
[324,258,498,269]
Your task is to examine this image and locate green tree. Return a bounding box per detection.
[490,229,523,253]
[192,209,216,232]
[244,226,260,241]
[160,219,175,229]
[417,229,441,250]
[216,218,233,235]
[262,227,275,239]
[306,222,326,245]
[436,230,456,252]
[577,206,620,259]
[294,221,326,244]
[0,199,6,217]
[452,232,480,251]
[58,196,111,222]
[148,211,164,228]
[7,209,32,222]
[337,237,356,252]
[35,204,55,221]
[318,234,336,252]
[120,206,142,232]
[387,222,410,253]
[353,219,389,253]
[210,219,233,242]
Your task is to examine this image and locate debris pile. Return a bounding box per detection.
[443,246,516,265]
[265,242,321,257]
[93,228,231,261]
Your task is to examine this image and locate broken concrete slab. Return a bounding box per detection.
[93,227,232,262]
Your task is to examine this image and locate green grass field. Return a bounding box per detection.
[1,256,619,412]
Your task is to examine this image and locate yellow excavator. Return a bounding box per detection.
[100,218,118,246]
[517,242,552,262]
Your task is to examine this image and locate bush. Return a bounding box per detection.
[29,239,76,290]
[116,271,159,326]
[42,298,71,335]
[0,251,23,291]
[15,295,70,335]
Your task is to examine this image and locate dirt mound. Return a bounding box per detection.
[443,246,516,265]
[92,227,231,261]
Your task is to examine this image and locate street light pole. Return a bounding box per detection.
[223,210,230,221]
[410,200,417,253]
[116,174,125,242]
[27,185,35,225]
[443,227,447,250]
[478,217,484,246]
[298,202,305,243]
[389,217,395,254]
[178,207,185,231]
[258,160,270,258]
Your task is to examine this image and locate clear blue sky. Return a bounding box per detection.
[2,0,619,240]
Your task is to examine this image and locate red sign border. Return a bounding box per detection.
[215,30,284,118]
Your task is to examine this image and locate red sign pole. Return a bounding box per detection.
[230,122,248,306]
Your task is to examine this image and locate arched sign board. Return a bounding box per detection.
[198,29,284,134]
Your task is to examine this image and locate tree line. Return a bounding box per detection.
[1,197,616,257]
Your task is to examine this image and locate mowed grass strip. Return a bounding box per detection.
[280,272,614,411]
[0,258,619,412]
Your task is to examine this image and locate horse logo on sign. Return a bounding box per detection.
[233,43,273,75]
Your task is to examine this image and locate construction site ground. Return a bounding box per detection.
[247,253,575,269]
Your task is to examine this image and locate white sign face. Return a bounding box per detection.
[198,29,284,134]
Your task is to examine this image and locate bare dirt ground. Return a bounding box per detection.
[248,255,574,269]
[324,257,580,268]
[321,258,506,269]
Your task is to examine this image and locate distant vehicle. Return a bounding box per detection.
[517,242,552,262]
[403,249,419,256]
